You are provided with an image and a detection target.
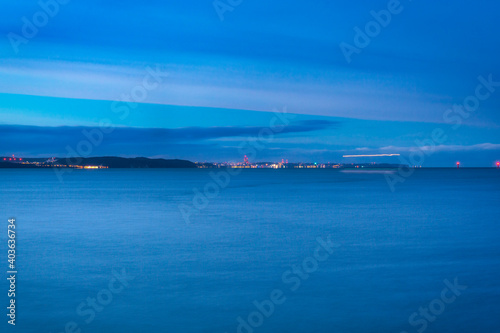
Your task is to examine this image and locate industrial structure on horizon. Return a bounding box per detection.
[1,155,108,169]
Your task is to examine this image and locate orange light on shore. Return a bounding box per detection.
[456,162,460,168]
[497,162,500,168]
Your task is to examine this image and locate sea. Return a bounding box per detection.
[0,168,499,333]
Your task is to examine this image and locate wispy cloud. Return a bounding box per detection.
[0,58,464,123]
[0,120,338,155]
[378,143,500,152]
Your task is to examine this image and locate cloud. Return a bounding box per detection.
[378,143,500,152]
[0,120,338,156]
[0,58,468,124]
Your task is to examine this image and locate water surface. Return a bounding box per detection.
[0,169,499,332]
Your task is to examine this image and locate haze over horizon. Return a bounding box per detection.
[1,0,499,166]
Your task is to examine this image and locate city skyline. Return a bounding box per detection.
[1,1,499,166]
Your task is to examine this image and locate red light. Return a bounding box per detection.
[3,158,5,161]
[13,158,16,161]
[9,158,12,161]
[19,158,22,161]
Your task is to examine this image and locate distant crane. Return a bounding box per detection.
[6,154,22,162]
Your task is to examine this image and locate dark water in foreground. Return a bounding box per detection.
[0,169,499,333]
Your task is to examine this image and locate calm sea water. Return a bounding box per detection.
[0,169,499,333]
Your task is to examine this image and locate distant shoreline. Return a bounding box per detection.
[0,157,497,169]
[0,157,196,169]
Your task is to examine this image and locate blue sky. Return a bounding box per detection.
[0,0,499,166]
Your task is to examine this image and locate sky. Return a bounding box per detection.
[0,0,499,166]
